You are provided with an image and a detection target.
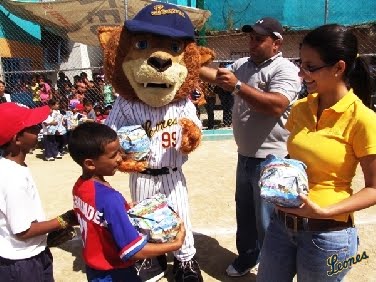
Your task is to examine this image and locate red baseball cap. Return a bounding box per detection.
[0,103,50,146]
[75,103,84,111]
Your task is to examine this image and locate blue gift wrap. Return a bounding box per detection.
[258,154,309,208]
[117,125,151,161]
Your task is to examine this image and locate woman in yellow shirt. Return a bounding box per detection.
[257,24,376,282]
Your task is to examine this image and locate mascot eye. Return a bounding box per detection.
[135,40,148,50]
[171,42,183,53]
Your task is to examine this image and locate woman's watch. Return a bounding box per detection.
[232,80,242,95]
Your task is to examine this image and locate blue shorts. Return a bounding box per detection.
[0,248,54,282]
[86,265,141,282]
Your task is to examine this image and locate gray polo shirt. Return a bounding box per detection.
[230,53,301,158]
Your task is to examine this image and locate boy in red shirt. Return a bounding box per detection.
[69,122,186,281]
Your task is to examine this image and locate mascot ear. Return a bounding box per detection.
[97,26,123,49]
[198,46,215,66]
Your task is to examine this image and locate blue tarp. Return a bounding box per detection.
[205,0,376,31]
[0,5,41,42]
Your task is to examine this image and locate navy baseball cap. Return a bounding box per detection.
[242,17,283,39]
[125,2,195,40]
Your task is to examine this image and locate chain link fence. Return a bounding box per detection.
[1,2,375,129]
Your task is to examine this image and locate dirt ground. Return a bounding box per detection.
[29,138,376,282]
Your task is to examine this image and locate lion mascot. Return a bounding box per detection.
[98,2,214,281]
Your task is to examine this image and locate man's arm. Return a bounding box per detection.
[200,66,292,117]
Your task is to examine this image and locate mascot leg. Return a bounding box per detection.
[130,170,203,281]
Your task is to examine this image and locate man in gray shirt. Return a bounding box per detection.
[200,17,301,277]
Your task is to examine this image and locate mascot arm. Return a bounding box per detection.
[179,100,202,154]
[179,118,201,155]
[105,98,148,173]
[118,158,148,173]
[104,97,134,130]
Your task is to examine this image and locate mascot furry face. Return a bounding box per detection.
[98,3,213,108]
[98,2,214,172]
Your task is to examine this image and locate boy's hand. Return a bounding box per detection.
[174,221,186,246]
[58,209,79,227]
[47,226,77,248]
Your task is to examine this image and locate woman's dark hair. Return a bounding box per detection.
[302,24,372,107]
[68,122,118,165]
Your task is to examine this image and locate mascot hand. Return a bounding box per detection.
[179,118,201,154]
[118,152,148,173]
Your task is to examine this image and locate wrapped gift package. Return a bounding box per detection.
[117,125,151,161]
[127,194,181,243]
[258,154,309,208]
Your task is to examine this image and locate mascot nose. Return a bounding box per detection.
[147,57,172,72]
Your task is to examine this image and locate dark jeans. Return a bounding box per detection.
[55,134,67,153]
[204,96,216,129]
[218,92,234,126]
[43,135,58,158]
[0,248,53,282]
[234,154,274,270]
[86,265,141,282]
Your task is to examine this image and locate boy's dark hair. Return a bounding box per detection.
[68,122,118,165]
[83,99,93,107]
[47,98,58,107]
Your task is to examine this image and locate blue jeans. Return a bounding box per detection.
[86,265,141,282]
[257,216,358,282]
[234,154,274,269]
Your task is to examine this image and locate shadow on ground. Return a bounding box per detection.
[53,232,257,281]
[163,234,256,282]
[56,228,86,274]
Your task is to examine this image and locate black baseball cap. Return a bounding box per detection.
[242,17,283,39]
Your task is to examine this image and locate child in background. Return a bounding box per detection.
[0,103,77,282]
[55,105,68,156]
[42,99,61,161]
[39,76,52,104]
[83,99,96,122]
[65,103,84,143]
[103,104,113,120]
[94,104,106,123]
[68,122,186,282]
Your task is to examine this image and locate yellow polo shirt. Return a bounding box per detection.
[285,89,376,221]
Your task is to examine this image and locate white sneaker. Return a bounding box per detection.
[44,157,55,161]
[250,263,259,275]
[226,264,250,277]
[55,153,63,159]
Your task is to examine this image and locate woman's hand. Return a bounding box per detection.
[277,194,331,219]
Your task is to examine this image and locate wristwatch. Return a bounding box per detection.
[232,80,242,95]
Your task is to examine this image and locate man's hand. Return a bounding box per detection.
[215,68,238,92]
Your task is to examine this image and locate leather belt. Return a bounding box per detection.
[139,167,177,176]
[276,210,353,232]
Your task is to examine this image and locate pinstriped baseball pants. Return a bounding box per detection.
[129,168,196,262]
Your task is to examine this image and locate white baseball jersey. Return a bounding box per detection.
[105,95,202,261]
[105,96,202,168]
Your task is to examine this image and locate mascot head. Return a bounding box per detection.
[98,2,214,107]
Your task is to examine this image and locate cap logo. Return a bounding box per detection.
[256,19,264,24]
[151,4,186,18]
